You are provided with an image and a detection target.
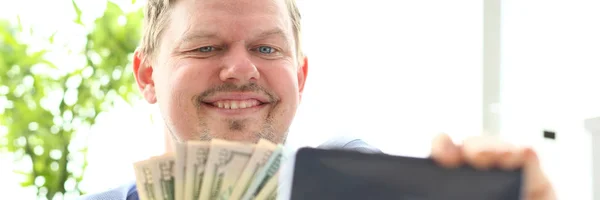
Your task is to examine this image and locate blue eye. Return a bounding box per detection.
[197,46,215,52]
[257,46,275,54]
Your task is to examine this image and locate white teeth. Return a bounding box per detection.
[212,100,260,109]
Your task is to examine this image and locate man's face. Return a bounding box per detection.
[134,0,307,144]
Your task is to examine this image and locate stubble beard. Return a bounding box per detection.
[166,115,286,144]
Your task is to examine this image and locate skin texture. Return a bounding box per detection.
[132,0,555,199]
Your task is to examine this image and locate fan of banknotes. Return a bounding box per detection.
[133,138,285,200]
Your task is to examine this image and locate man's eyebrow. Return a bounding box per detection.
[175,28,289,47]
[178,32,219,44]
[255,28,288,40]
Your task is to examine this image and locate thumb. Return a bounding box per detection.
[522,148,555,200]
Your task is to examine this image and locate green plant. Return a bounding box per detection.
[0,1,143,199]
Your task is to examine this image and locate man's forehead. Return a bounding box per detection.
[170,0,292,38]
[175,0,285,17]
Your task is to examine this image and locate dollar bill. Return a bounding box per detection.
[183,141,210,200]
[226,139,277,200]
[253,171,280,200]
[199,139,255,200]
[151,154,176,200]
[174,142,186,200]
[240,145,284,200]
[134,159,158,200]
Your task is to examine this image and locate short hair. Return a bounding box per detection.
[140,0,303,63]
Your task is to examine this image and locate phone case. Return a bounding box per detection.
[290,147,523,200]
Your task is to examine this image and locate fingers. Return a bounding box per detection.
[431,134,556,200]
[461,136,526,170]
[497,147,524,170]
[431,134,526,170]
[430,133,462,168]
[522,148,556,200]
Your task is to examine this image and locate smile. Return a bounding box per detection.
[199,92,272,115]
[209,99,263,109]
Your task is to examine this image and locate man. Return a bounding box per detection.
[80,0,556,199]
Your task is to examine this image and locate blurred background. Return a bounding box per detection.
[0,0,598,199]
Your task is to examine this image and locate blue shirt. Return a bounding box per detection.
[77,137,381,200]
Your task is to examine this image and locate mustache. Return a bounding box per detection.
[193,82,278,105]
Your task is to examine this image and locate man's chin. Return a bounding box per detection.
[209,132,264,143]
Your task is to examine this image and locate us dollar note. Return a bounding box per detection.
[199,139,255,200]
[183,141,210,200]
[134,159,158,200]
[151,154,176,200]
[227,139,278,200]
[253,171,280,200]
[240,145,283,200]
[174,142,186,200]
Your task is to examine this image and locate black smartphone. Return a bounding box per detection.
[290,147,523,200]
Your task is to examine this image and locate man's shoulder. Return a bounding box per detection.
[77,136,380,200]
[316,136,382,154]
[76,181,138,200]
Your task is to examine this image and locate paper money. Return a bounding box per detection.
[226,139,278,200]
[133,139,287,200]
[183,141,210,200]
[151,154,176,200]
[199,139,255,200]
[174,142,186,200]
[134,159,158,200]
[240,145,283,200]
[253,171,280,200]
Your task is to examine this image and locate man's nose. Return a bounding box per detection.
[219,46,260,84]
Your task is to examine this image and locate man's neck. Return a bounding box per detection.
[164,127,174,153]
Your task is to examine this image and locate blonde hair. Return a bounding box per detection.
[140,0,303,62]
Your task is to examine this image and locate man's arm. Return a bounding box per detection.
[77,181,139,200]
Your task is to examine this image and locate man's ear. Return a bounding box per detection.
[133,49,157,104]
[297,56,309,101]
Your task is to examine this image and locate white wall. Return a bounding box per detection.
[586,117,600,200]
[286,0,484,158]
[499,0,600,199]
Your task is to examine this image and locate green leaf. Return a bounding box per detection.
[0,26,19,48]
[48,31,57,44]
[16,15,23,32]
[71,0,83,25]
[39,60,59,70]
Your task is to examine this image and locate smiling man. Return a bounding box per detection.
[79,0,556,199]
[135,0,306,144]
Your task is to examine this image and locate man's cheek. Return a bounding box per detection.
[170,71,197,99]
[274,76,300,101]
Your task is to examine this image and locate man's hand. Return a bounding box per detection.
[430,133,557,200]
